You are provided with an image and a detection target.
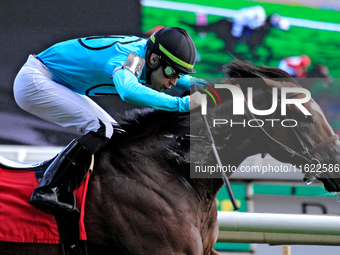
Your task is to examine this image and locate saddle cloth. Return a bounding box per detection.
[0,166,89,244]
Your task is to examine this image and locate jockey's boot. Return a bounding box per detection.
[29,131,109,212]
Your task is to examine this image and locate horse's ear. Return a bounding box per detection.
[236,77,269,96]
[261,77,300,95]
[261,77,282,90]
[221,77,247,95]
[222,60,269,90]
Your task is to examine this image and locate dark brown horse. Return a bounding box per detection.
[1,60,340,255]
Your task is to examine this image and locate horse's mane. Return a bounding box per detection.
[223,59,297,83]
[222,59,300,94]
[113,108,189,140]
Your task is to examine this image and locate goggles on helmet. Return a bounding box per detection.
[159,58,183,79]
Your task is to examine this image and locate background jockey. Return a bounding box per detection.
[278,55,311,78]
[231,5,267,38]
[13,27,203,212]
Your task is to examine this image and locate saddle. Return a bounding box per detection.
[0,155,90,255]
[0,154,55,181]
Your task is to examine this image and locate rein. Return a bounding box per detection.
[310,134,339,155]
[192,85,239,211]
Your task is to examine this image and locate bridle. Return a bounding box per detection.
[242,89,339,183]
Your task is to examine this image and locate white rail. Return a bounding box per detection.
[0,145,62,163]
[217,211,340,245]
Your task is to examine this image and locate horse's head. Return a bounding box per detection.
[298,97,340,191]
[307,64,333,87]
[221,60,340,192]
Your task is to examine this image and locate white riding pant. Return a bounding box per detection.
[232,6,266,37]
[13,55,116,139]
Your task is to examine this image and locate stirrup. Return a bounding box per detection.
[30,189,78,213]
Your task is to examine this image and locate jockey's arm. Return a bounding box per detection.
[113,68,190,112]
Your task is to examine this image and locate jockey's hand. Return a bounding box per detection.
[190,77,215,91]
[189,91,202,110]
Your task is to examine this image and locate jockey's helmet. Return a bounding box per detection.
[147,27,197,74]
[301,55,311,67]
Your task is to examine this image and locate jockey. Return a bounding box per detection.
[13,27,202,212]
[231,5,266,38]
[278,55,311,78]
[269,13,290,31]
